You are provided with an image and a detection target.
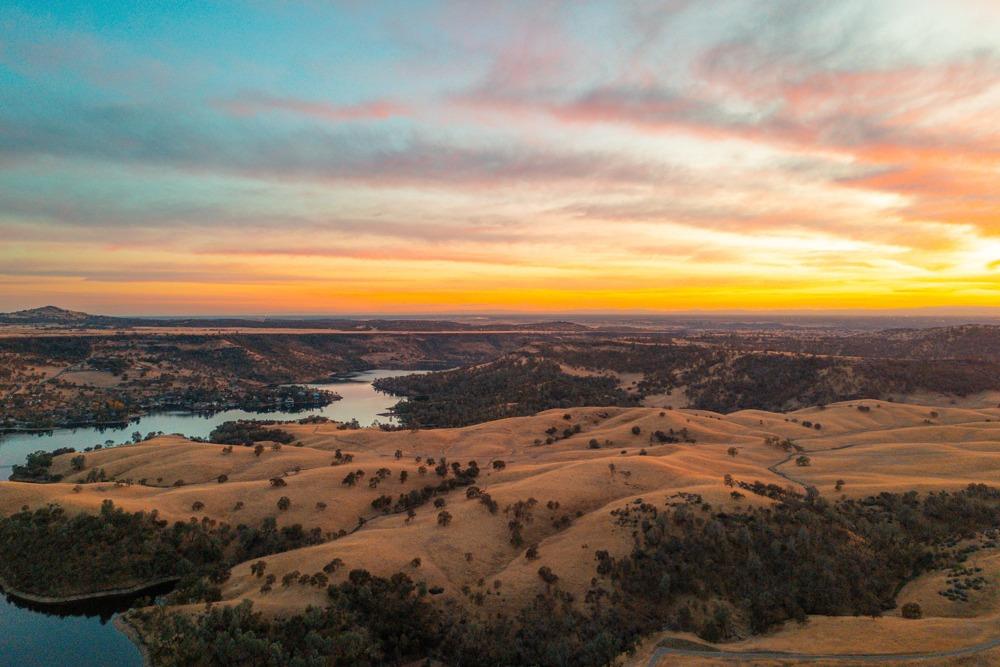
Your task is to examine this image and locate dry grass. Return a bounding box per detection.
[4,399,1000,660]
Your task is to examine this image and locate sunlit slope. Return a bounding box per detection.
[4,401,1000,631]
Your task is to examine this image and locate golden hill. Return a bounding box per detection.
[4,400,1000,664]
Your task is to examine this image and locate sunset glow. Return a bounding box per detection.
[2,1,1000,314]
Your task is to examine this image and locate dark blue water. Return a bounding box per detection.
[0,582,175,666]
[0,369,422,666]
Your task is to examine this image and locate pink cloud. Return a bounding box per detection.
[216,93,409,122]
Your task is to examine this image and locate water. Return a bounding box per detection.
[0,369,423,473]
[0,582,175,667]
[0,368,423,666]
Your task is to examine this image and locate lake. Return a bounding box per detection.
[0,368,422,666]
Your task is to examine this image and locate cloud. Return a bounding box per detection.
[3,0,1000,312]
[0,95,665,189]
[215,93,409,122]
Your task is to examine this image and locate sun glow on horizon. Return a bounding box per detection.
[2,1,1000,315]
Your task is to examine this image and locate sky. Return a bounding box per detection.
[1,0,999,315]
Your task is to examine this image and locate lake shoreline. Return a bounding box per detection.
[0,396,342,436]
[114,614,153,667]
[0,573,180,605]
[0,368,426,665]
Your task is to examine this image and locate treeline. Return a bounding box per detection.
[693,324,1000,362]
[413,343,1000,416]
[374,358,638,428]
[120,484,1000,666]
[9,448,76,482]
[132,568,638,667]
[208,421,296,445]
[605,484,1000,641]
[0,501,324,599]
[132,571,441,666]
[683,353,849,412]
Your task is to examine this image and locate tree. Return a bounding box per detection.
[394,449,403,460]
[277,496,291,511]
[253,444,264,458]
[835,479,845,491]
[399,470,408,484]
[322,558,344,574]
[269,477,287,488]
[537,566,558,585]
[723,474,734,487]
[437,510,452,526]
[191,501,205,512]
[492,460,506,470]
[70,455,86,471]
[727,447,738,458]
[901,602,922,619]
[631,425,641,435]
[342,472,358,486]
[795,455,811,467]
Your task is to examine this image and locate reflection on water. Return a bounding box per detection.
[2,580,176,624]
[0,586,150,666]
[0,368,424,665]
[0,369,424,471]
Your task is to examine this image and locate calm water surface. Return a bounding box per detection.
[0,369,423,666]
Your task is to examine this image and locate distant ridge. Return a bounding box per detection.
[0,306,592,332]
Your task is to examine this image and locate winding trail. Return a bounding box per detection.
[767,440,880,495]
[646,634,1000,664]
